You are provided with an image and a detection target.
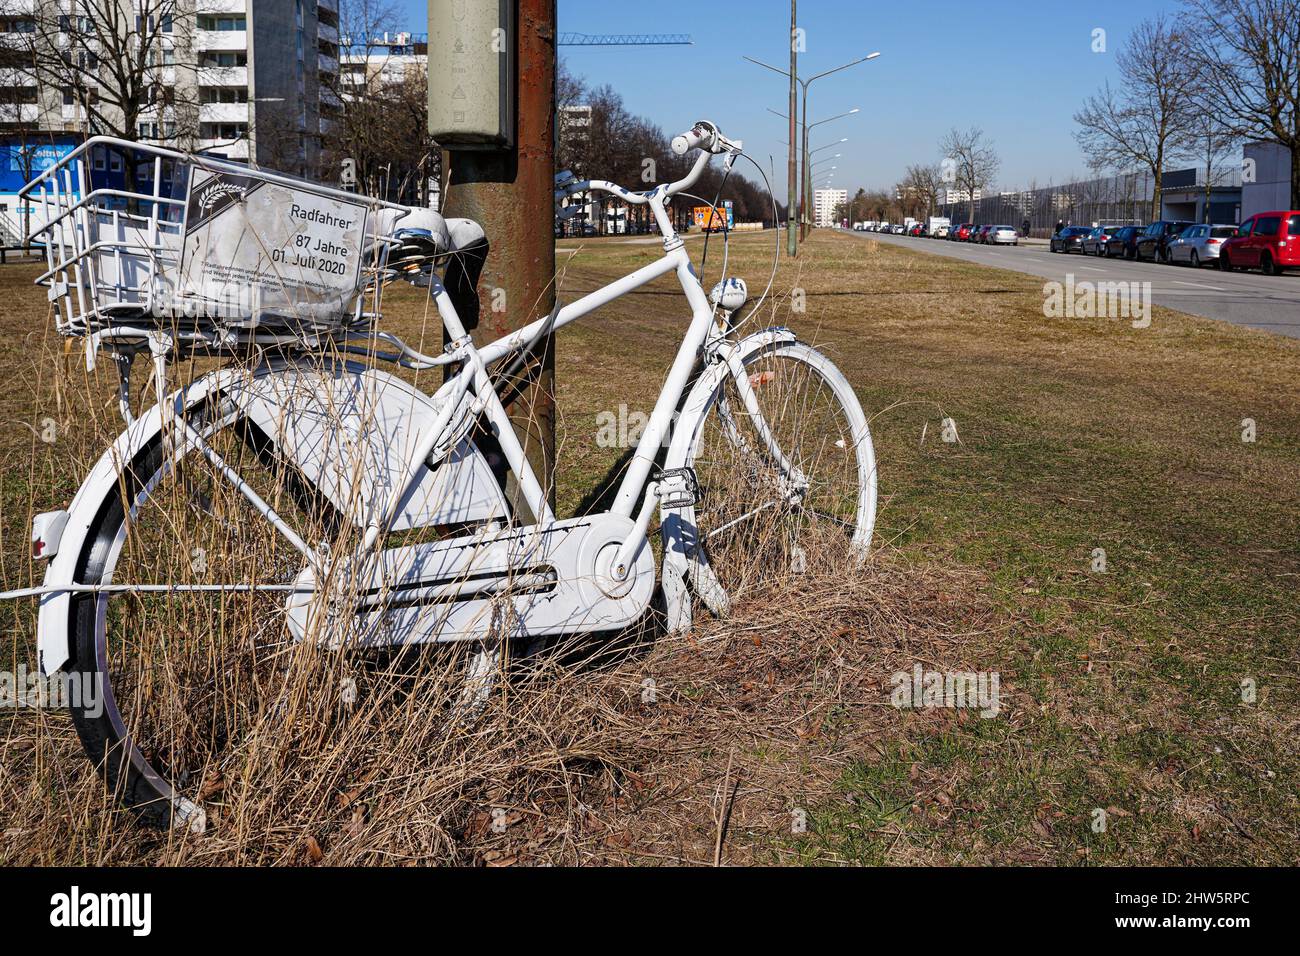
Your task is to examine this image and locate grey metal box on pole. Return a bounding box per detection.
[427,0,516,149]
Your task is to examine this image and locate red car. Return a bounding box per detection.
[1220,210,1300,275]
[953,223,975,241]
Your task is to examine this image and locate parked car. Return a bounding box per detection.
[1081,226,1120,256]
[892,223,907,234]
[1168,224,1237,267]
[987,225,1018,245]
[908,223,925,237]
[1104,225,1142,259]
[1135,220,1194,262]
[933,224,951,239]
[1050,226,1091,253]
[952,223,975,241]
[1220,211,1300,275]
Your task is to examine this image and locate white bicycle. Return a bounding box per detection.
[15,122,877,828]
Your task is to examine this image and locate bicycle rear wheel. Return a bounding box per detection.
[679,341,877,615]
[64,392,500,827]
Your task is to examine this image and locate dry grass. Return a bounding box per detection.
[2,228,1298,865]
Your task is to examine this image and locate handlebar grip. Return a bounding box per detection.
[671,125,711,156]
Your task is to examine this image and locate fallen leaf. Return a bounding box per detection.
[344,805,367,838]
[304,836,324,863]
[198,770,225,800]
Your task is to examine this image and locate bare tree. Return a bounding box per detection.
[901,163,944,218]
[322,0,436,202]
[938,126,1000,224]
[1179,0,1300,208]
[846,186,867,225]
[1186,112,1239,222]
[1,0,198,147]
[1073,16,1198,219]
[555,60,588,177]
[1076,172,1109,225]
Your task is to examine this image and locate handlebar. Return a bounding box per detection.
[556,120,742,209]
[671,121,743,157]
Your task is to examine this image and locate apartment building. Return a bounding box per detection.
[0,0,339,177]
[813,187,847,228]
[339,30,426,96]
[936,186,982,206]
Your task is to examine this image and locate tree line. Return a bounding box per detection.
[1074,1,1299,217]
[557,64,781,233]
[844,0,1298,230]
[836,126,1000,227]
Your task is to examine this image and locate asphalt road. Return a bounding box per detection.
[855,231,1300,338]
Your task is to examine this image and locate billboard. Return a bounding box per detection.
[693,200,734,232]
[0,137,80,194]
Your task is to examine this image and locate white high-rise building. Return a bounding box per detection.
[814,187,847,228]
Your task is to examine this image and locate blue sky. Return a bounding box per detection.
[396,0,1183,200]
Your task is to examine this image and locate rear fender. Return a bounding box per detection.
[38,358,508,674]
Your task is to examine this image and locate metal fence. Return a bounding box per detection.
[938,171,1159,238]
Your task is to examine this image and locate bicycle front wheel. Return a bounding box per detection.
[679,341,877,615]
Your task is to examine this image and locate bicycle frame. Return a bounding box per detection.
[17,134,772,632]
[363,191,720,564]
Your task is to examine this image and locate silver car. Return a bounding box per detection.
[988,225,1019,245]
[1168,224,1237,267]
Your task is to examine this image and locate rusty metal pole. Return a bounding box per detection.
[438,0,557,516]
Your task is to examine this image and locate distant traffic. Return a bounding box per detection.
[851,211,1300,275]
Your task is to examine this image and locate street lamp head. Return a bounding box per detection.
[866,52,882,60]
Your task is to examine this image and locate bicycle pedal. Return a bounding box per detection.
[657,467,700,509]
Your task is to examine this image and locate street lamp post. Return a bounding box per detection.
[802,108,857,239]
[745,51,879,241]
[787,0,798,257]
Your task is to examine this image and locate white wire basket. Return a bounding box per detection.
[21,137,409,341]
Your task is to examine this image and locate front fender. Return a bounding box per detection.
[657,327,798,634]
[38,358,508,675]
